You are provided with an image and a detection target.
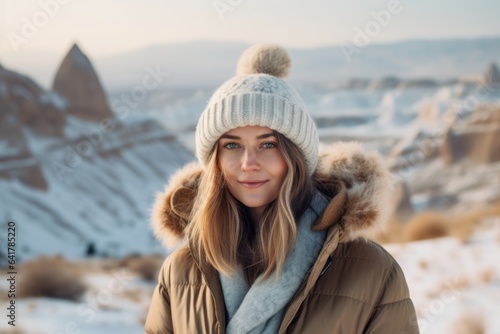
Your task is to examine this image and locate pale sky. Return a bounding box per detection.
[1,0,500,67]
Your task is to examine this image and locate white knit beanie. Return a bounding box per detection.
[195,44,319,175]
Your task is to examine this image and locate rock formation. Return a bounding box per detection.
[0,65,66,137]
[398,79,438,89]
[52,43,113,122]
[1,45,197,263]
[390,181,414,222]
[343,78,370,90]
[0,66,59,190]
[441,106,500,165]
[484,62,500,85]
[369,76,401,90]
[417,102,441,124]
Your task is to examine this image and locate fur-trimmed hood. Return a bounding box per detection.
[151,142,393,249]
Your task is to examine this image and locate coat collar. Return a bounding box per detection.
[150,142,393,248]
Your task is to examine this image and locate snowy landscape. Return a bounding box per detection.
[1,38,500,333]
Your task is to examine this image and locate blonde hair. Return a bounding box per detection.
[186,132,314,284]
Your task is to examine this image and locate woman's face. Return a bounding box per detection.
[218,126,288,221]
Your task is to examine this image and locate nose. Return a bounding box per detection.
[241,148,260,171]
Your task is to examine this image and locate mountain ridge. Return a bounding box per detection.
[2,36,500,91]
[95,36,500,90]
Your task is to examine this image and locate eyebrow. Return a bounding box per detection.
[220,133,275,140]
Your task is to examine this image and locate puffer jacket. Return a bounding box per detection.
[145,142,419,333]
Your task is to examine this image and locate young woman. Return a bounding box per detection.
[145,44,419,333]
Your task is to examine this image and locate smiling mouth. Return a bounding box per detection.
[239,180,268,188]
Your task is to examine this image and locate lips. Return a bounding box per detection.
[239,180,268,188]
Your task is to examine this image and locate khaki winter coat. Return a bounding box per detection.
[145,142,419,333]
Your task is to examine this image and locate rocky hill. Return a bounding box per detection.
[0,64,66,191]
[0,45,194,262]
[94,37,500,90]
[484,62,500,84]
[52,44,114,122]
[388,100,500,217]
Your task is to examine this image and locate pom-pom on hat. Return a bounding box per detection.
[195,44,319,175]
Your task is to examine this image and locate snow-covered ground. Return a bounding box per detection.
[385,217,500,333]
[1,218,498,333]
[0,264,156,333]
[0,114,194,262]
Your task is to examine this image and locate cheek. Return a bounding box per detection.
[219,161,238,178]
[267,155,288,179]
[219,152,239,168]
[280,164,288,181]
[218,160,239,189]
[278,167,288,186]
[222,175,239,198]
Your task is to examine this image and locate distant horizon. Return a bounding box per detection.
[3,34,500,62]
[76,33,500,57]
[2,35,500,91]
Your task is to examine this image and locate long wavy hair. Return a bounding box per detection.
[186,131,315,284]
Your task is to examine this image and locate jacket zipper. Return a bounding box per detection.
[319,256,333,277]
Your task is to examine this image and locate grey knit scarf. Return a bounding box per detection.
[219,191,329,334]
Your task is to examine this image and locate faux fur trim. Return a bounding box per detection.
[150,162,202,249]
[314,142,393,241]
[150,142,393,248]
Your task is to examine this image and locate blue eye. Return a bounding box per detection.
[223,142,239,149]
[262,142,278,149]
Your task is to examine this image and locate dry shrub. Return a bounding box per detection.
[381,198,500,244]
[452,276,470,291]
[375,219,404,244]
[489,198,500,215]
[0,289,7,301]
[96,303,121,311]
[27,301,37,311]
[0,328,26,334]
[425,288,440,299]
[18,256,87,301]
[449,198,500,243]
[402,211,450,242]
[450,311,485,334]
[78,258,121,273]
[479,268,494,283]
[450,210,486,243]
[122,288,142,303]
[123,254,163,282]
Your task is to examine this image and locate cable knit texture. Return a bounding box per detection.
[195,44,319,175]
